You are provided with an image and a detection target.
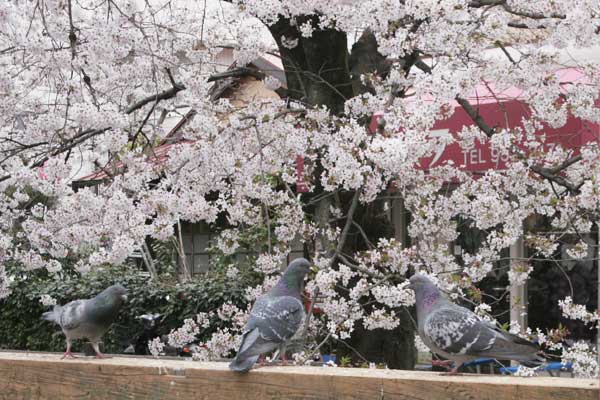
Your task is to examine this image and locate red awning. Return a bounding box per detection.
[370,68,600,172]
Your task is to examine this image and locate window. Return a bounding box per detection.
[179,222,306,274]
[286,236,305,265]
[180,222,212,274]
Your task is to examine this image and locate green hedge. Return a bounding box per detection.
[0,264,259,353]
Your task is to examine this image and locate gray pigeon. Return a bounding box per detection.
[42,284,128,359]
[408,274,540,374]
[229,258,311,373]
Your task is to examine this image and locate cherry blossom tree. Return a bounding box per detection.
[1,0,599,376]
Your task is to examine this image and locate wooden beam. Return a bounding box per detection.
[0,352,598,400]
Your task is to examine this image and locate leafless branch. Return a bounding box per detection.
[67,0,77,60]
[352,221,375,249]
[530,164,581,194]
[302,190,361,339]
[207,67,266,82]
[125,71,186,114]
[454,96,496,137]
[0,127,110,183]
[469,1,566,20]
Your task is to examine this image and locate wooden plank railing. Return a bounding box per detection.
[0,351,598,400]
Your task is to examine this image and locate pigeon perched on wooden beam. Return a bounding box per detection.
[229,258,311,373]
[408,274,541,375]
[41,284,128,359]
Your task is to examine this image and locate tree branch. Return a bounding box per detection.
[67,0,77,60]
[454,95,496,137]
[302,190,361,340]
[415,61,496,138]
[125,72,186,114]
[469,1,566,20]
[0,127,110,183]
[530,164,581,194]
[207,67,265,82]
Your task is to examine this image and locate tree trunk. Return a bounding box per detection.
[268,17,353,115]
[342,315,416,369]
[265,16,416,370]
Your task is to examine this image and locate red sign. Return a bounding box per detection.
[370,98,600,172]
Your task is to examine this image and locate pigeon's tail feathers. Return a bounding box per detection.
[509,349,544,363]
[229,328,279,373]
[229,354,260,373]
[229,328,260,373]
[41,305,62,323]
[483,331,542,362]
[41,311,56,322]
[238,328,261,354]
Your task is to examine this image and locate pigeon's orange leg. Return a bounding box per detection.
[61,351,77,359]
[61,339,77,359]
[441,364,463,376]
[92,342,111,359]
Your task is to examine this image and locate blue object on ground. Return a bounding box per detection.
[544,362,572,371]
[462,358,496,367]
[499,366,519,374]
[500,362,573,375]
[322,354,337,364]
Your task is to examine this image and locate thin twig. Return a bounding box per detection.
[302,190,361,339]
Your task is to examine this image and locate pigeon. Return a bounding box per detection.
[229,258,311,373]
[408,274,540,374]
[42,284,128,359]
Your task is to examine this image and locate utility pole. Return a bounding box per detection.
[510,236,528,367]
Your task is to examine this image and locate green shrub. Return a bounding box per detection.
[0,263,260,353]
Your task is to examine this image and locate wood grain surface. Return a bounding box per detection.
[0,351,597,400]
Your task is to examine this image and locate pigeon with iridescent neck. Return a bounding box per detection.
[42,284,128,359]
[229,258,311,373]
[408,274,540,374]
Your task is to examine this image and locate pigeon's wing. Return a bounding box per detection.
[237,296,304,356]
[424,305,538,360]
[230,295,305,372]
[248,295,305,343]
[58,299,88,331]
[423,305,496,355]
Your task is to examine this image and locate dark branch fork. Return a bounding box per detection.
[468,0,567,20]
[125,68,186,114]
[0,127,110,184]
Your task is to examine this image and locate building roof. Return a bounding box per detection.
[75,55,284,183]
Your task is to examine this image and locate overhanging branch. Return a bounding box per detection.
[0,127,110,183]
[415,61,496,138]
[125,70,186,114]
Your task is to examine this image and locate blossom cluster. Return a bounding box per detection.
[0,0,599,374]
[39,294,57,307]
[558,297,600,328]
[507,263,534,286]
[561,341,599,379]
[167,318,201,348]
